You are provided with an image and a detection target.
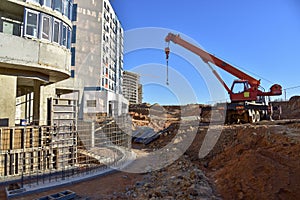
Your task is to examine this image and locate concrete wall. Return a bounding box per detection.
[40,84,56,125]
[0,33,71,83]
[0,75,16,126]
[82,90,128,118]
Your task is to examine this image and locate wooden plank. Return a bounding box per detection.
[14,129,22,149]
[0,129,10,150]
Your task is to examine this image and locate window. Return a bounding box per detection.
[61,23,67,47]
[26,0,40,4]
[71,25,76,43]
[232,82,249,94]
[87,100,96,108]
[25,9,39,38]
[53,19,60,43]
[72,4,77,21]
[42,0,52,8]
[41,14,51,40]
[2,19,21,36]
[62,0,69,17]
[67,27,71,48]
[71,70,75,78]
[71,47,75,66]
[22,9,73,48]
[68,0,73,20]
[53,0,62,12]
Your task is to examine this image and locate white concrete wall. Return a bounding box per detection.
[40,84,56,125]
[82,90,128,117]
[0,75,16,126]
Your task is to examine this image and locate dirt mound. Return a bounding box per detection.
[123,156,221,200]
[207,125,300,200]
[129,103,201,132]
[272,96,300,119]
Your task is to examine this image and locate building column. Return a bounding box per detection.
[0,75,17,127]
[33,80,41,125]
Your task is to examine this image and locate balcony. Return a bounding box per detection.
[0,32,71,83]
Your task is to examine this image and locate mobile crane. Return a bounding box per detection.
[165,33,282,123]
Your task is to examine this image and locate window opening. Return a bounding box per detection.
[25,10,38,38]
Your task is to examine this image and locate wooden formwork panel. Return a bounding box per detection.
[33,128,40,148]
[14,129,23,149]
[0,129,10,150]
[25,128,32,148]
[0,154,5,176]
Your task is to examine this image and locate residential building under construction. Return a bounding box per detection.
[123,71,142,104]
[0,0,132,191]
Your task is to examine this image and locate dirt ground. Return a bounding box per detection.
[188,121,300,200]
[6,97,300,199]
[9,120,300,200]
[8,170,144,200]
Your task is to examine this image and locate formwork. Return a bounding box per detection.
[1,117,132,196]
[1,97,132,196]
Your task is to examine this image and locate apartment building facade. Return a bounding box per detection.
[0,0,77,180]
[0,0,74,126]
[0,0,129,183]
[67,0,128,120]
[123,71,142,104]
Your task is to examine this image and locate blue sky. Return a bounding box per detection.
[111,0,300,105]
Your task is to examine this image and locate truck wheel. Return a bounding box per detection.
[255,111,260,122]
[248,109,256,123]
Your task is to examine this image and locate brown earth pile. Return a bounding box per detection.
[145,121,300,200]
[206,124,300,200]
[130,101,300,199]
[123,155,221,200]
[272,96,300,119]
[10,100,300,200]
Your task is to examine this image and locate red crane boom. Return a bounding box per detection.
[164,33,282,123]
[165,33,282,102]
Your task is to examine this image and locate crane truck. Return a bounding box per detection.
[165,33,282,124]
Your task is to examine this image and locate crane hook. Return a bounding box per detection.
[165,46,170,85]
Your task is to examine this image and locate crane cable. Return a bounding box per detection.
[165,43,170,85]
[218,56,274,84]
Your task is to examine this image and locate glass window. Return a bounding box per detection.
[41,14,51,40]
[61,23,67,47]
[42,0,52,7]
[72,4,77,21]
[26,0,40,4]
[71,70,75,78]
[62,0,68,17]
[71,47,75,66]
[2,20,21,36]
[68,0,73,20]
[53,0,62,12]
[71,25,76,43]
[232,82,248,94]
[67,27,71,48]
[87,100,96,108]
[25,10,38,38]
[53,19,60,43]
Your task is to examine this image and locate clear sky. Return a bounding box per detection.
[111,0,300,105]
